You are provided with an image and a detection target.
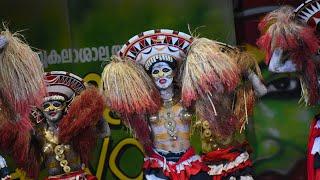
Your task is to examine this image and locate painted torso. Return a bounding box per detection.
[149,101,191,153]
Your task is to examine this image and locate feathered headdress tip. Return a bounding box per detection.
[181,38,240,106]
[102,55,161,116]
[258,5,320,64]
[258,6,295,33]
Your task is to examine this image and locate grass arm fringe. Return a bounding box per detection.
[101,56,159,148]
[231,49,262,133]
[0,27,46,125]
[101,55,161,116]
[181,38,242,141]
[181,38,240,108]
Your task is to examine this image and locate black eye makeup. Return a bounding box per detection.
[52,101,62,107]
[43,103,50,109]
[162,68,170,72]
[152,70,160,74]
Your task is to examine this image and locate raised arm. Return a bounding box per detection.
[247,70,267,97]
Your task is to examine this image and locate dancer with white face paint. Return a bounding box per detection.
[42,99,66,127]
[28,71,108,179]
[4,71,109,179]
[257,2,320,179]
[102,29,210,180]
[151,62,175,101]
[102,29,266,180]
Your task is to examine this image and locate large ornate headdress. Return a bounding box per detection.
[44,71,85,103]
[257,6,318,65]
[119,29,193,74]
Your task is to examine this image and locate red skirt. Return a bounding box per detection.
[202,143,253,180]
[143,147,206,180]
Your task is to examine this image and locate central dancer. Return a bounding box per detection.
[102,29,209,180]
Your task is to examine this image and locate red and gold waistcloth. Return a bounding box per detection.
[143,147,205,180]
[202,143,253,180]
[45,170,96,180]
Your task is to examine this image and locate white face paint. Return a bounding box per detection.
[151,62,173,89]
[42,100,65,124]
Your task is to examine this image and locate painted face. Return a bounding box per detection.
[42,100,65,123]
[151,62,173,89]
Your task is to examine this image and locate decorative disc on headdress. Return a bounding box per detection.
[44,71,85,102]
[295,0,320,28]
[119,29,193,71]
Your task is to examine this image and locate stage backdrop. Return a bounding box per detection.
[1,0,236,179]
[0,0,314,179]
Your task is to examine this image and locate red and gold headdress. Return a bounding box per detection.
[257,6,318,65]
